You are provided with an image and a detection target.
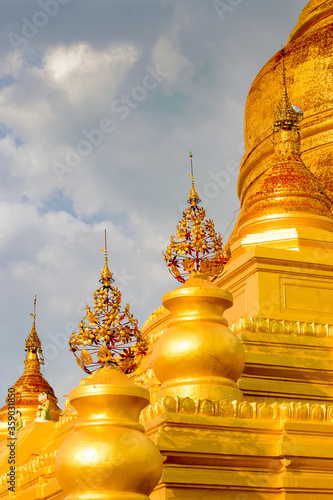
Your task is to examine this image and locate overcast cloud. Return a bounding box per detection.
[0,0,309,409]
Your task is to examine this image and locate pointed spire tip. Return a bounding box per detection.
[188,150,201,206]
[100,230,113,282]
[25,295,42,355]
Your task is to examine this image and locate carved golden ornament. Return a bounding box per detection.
[273,50,302,132]
[230,316,333,338]
[163,152,231,283]
[80,349,93,366]
[69,239,148,375]
[140,396,332,424]
[25,296,44,365]
[25,323,41,351]
[96,344,109,362]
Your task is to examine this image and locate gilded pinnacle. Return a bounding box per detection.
[188,151,201,206]
[100,230,114,283]
[273,48,301,133]
[0,293,60,425]
[25,295,42,353]
[100,248,113,282]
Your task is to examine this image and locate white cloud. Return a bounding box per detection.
[0,41,142,208]
[42,43,139,106]
[0,51,24,79]
[152,34,193,93]
[0,42,139,139]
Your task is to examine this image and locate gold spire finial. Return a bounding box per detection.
[273,47,303,134]
[100,229,113,282]
[25,295,41,351]
[69,239,148,375]
[30,294,37,327]
[163,155,231,283]
[25,295,45,364]
[188,151,201,206]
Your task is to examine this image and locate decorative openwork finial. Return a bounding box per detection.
[163,152,231,283]
[69,233,148,374]
[25,295,45,365]
[273,47,303,135]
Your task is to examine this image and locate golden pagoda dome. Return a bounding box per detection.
[237,51,333,241]
[289,0,333,41]
[0,297,61,426]
[238,0,333,210]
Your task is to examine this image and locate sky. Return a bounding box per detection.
[0,0,309,410]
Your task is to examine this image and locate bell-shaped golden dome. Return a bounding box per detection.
[238,0,333,208]
[289,0,333,42]
[236,49,333,247]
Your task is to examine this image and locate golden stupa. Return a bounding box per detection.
[0,298,61,434]
[1,0,333,498]
[240,0,333,203]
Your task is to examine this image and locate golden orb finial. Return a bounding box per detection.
[69,235,148,375]
[163,154,231,283]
